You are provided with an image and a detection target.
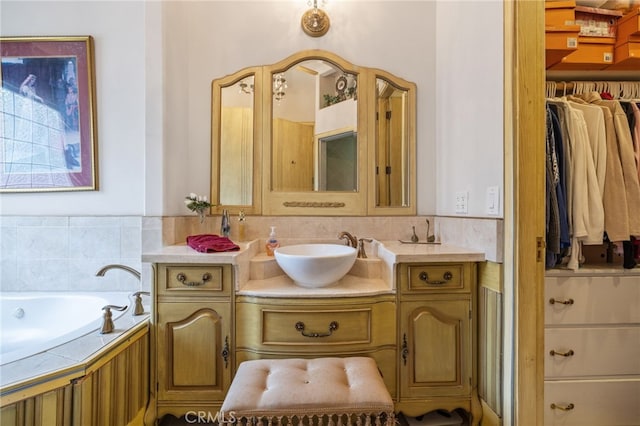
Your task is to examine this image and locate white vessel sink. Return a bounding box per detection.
[274,244,357,288]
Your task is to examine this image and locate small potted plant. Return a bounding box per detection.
[184,193,214,223]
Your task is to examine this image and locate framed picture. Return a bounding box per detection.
[0,36,98,192]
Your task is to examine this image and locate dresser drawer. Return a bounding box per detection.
[545,327,640,378]
[235,298,396,352]
[545,275,640,325]
[401,263,470,294]
[157,264,231,296]
[544,379,640,425]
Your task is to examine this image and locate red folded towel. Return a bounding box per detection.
[186,234,240,253]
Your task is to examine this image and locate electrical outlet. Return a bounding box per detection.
[455,191,468,214]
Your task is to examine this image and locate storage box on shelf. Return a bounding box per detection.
[610,40,640,69]
[615,6,640,45]
[546,25,581,68]
[548,35,616,70]
[574,5,623,38]
[608,7,640,69]
[545,1,577,27]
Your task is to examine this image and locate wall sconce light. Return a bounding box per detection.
[301,0,330,37]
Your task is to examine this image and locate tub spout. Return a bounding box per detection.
[101,304,127,334]
[96,264,141,281]
[132,291,150,316]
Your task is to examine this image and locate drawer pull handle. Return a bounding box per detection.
[295,321,338,338]
[550,349,574,357]
[550,403,574,411]
[418,271,453,285]
[549,297,574,305]
[176,272,211,287]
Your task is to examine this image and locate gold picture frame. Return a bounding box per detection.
[0,36,98,192]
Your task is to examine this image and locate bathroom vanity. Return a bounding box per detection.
[142,240,485,425]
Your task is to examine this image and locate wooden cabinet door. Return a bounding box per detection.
[400,299,472,398]
[157,302,231,402]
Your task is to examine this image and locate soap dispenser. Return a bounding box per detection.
[265,226,279,256]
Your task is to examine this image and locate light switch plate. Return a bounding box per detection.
[486,186,500,215]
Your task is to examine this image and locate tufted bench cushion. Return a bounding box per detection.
[221,357,395,425]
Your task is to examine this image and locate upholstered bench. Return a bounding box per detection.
[221,357,395,425]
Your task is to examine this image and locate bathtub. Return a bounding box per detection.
[0,291,133,365]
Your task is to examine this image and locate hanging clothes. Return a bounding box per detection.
[629,102,640,183]
[578,92,640,240]
[545,81,640,270]
[547,97,605,270]
[546,104,570,269]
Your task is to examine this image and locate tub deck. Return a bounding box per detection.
[1,307,149,404]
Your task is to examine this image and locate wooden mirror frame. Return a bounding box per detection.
[211,50,416,216]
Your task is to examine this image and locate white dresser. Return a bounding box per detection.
[544,268,640,425]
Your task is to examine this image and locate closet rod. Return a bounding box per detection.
[546,80,640,99]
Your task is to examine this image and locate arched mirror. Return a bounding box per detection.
[211,50,415,217]
[262,51,366,215]
[269,59,357,193]
[211,67,262,215]
[369,71,416,215]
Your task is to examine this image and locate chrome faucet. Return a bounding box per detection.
[100,304,128,334]
[338,231,358,248]
[95,264,141,280]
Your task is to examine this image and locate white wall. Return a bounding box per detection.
[435,1,504,217]
[158,0,439,216]
[1,1,503,219]
[0,1,146,216]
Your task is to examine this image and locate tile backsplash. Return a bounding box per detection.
[1,216,143,292]
[1,214,503,293]
[161,214,503,262]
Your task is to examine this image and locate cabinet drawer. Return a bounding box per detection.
[235,298,396,351]
[158,264,231,296]
[544,379,640,425]
[401,263,469,294]
[263,308,370,344]
[545,275,640,325]
[545,327,640,378]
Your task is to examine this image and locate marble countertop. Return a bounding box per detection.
[142,239,485,264]
[377,240,486,263]
[142,241,255,264]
